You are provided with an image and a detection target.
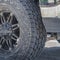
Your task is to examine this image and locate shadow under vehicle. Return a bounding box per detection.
[40,0,60,42]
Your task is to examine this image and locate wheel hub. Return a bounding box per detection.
[0,22,12,36]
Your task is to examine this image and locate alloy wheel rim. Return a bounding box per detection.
[0,11,20,52]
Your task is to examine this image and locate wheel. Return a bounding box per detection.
[0,0,46,60]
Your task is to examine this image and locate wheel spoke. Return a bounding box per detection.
[2,37,5,44]
[1,16,4,24]
[2,15,6,23]
[12,34,18,39]
[5,40,9,47]
[0,37,3,43]
[12,24,18,27]
[12,26,18,31]
[9,40,12,47]
[0,13,6,24]
[9,47,12,51]
[11,36,17,41]
[0,13,4,24]
[7,13,13,23]
[0,45,2,48]
[0,26,2,30]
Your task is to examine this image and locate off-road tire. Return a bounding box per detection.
[0,0,46,60]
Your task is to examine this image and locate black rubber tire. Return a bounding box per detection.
[0,0,46,60]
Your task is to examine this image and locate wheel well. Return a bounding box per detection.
[33,0,39,4]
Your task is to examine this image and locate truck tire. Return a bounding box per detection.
[0,0,46,60]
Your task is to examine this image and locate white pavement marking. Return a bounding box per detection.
[45,40,60,47]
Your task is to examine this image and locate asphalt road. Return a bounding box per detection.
[35,40,60,60]
[0,40,60,60]
[2,47,60,60]
[39,47,60,60]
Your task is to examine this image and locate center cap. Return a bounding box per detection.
[3,22,11,30]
